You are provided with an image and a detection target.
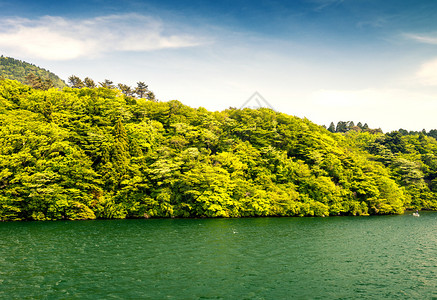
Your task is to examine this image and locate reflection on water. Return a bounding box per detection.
[0,212,436,299]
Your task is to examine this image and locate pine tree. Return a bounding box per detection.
[84,77,96,88]
[118,83,133,96]
[328,122,336,133]
[336,121,347,133]
[99,79,115,89]
[135,82,148,98]
[114,119,129,154]
[68,75,84,88]
[111,119,130,189]
[146,91,156,101]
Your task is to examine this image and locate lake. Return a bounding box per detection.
[1,212,436,299]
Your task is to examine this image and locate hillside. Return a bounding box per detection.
[4,78,436,221]
[0,56,66,88]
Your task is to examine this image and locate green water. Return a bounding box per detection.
[1,212,436,299]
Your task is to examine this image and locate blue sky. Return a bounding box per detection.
[1,0,437,131]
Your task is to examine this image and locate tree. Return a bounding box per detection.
[68,75,84,88]
[381,131,406,154]
[336,121,348,133]
[113,119,130,173]
[25,73,54,90]
[84,77,96,88]
[398,128,409,136]
[118,83,133,96]
[428,129,437,140]
[42,78,55,90]
[114,119,129,153]
[99,79,115,89]
[328,122,336,133]
[135,82,148,98]
[25,73,40,88]
[146,91,156,101]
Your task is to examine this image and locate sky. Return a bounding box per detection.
[1,0,437,132]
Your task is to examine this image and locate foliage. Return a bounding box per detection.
[359,130,437,210]
[0,56,66,88]
[0,78,434,221]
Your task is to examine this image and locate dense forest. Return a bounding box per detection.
[0,56,66,89]
[1,75,437,221]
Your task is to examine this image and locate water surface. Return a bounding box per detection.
[1,212,436,299]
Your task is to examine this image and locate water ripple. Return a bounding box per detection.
[0,213,436,299]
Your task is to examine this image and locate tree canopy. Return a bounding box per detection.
[2,77,434,221]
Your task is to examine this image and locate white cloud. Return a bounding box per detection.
[404,33,437,45]
[0,14,207,60]
[416,58,437,86]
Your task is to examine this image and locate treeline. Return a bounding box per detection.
[0,56,65,88]
[5,78,436,221]
[327,121,382,134]
[398,128,437,140]
[67,75,156,100]
[329,120,437,140]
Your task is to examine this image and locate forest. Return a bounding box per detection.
[0,56,66,89]
[1,75,437,221]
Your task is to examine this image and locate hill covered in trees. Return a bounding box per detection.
[0,56,66,88]
[0,78,436,221]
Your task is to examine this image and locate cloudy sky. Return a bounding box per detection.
[1,0,437,131]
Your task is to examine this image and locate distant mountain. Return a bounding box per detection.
[0,55,66,88]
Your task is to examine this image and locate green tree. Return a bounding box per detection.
[84,77,96,88]
[336,121,348,133]
[68,75,84,88]
[99,79,115,89]
[146,91,156,101]
[108,119,131,189]
[25,73,54,90]
[135,82,148,98]
[118,83,133,96]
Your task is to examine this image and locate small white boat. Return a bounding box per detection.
[413,212,420,217]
